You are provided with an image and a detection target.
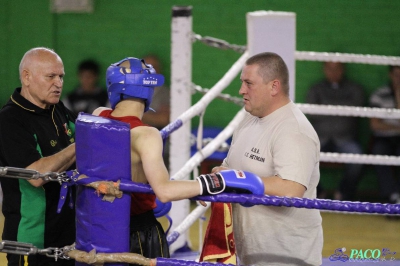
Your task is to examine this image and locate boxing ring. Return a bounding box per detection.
[1,6,400,266]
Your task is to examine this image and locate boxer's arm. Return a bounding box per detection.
[135,129,267,202]
[133,127,201,203]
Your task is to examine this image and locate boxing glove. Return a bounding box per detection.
[196,169,264,196]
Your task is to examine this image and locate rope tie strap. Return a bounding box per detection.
[192,33,246,53]
[66,249,156,266]
[83,177,123,202]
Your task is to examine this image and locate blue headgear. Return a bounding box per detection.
[106,57,165,111]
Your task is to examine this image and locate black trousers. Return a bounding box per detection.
[129,210,170,265]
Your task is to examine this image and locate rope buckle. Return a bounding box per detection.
[0,241,73,261]
[0,167,75,185]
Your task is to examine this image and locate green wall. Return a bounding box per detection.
[2,0,399,196]
[2,1,399,121]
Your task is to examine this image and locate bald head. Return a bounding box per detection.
[19,47,62,80]
[19,47,65,109]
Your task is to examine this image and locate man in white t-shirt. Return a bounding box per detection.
[213,52,323,265]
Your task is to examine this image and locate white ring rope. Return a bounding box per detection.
[320,152,400,166]
[298,103,400,119]
[295,51,400,66]
[172,108,246,181]
[171,51,248,127]
[167,202,211,241]
[192,33,400,66]
[193,84,400,119]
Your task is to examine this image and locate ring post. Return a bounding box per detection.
[75,113,131,266]
[246,11,296,101]
[169,5,193,254]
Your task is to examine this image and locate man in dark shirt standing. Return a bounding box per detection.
[306,61,365,201]
[0,47,76,266]
[62,59,109,115]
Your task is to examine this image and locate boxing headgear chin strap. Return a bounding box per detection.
[106,57,165,111]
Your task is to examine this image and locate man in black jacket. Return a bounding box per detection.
[0,47,76,266]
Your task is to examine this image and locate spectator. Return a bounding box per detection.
[63,59,109,115]
[0,47,76,266]
[141,54,171,167]
[369,65,400,204]
[141,54,170,129]
[306,61,365,200]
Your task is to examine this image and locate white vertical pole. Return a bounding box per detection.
[169,5,193,254]
[246,11,296,101]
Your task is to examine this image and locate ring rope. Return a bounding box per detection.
[160,51,249,141]
[319,209,400,216]
[320,152,400,166]
[193,83,400,119]
[298,103,400,119]
[65,246,234,266]
[75,177,400,215]
[192,32,400,66]
[295,51,400,66]
[192,194,400,215]
[171,109,246,181]
[156,257,235,266]
[166,203,211,245]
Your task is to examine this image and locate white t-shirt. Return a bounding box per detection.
[223,102,323,266]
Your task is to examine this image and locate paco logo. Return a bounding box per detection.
[329,247,397,262]
[329,247,349,262]
[350,249,381,260]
